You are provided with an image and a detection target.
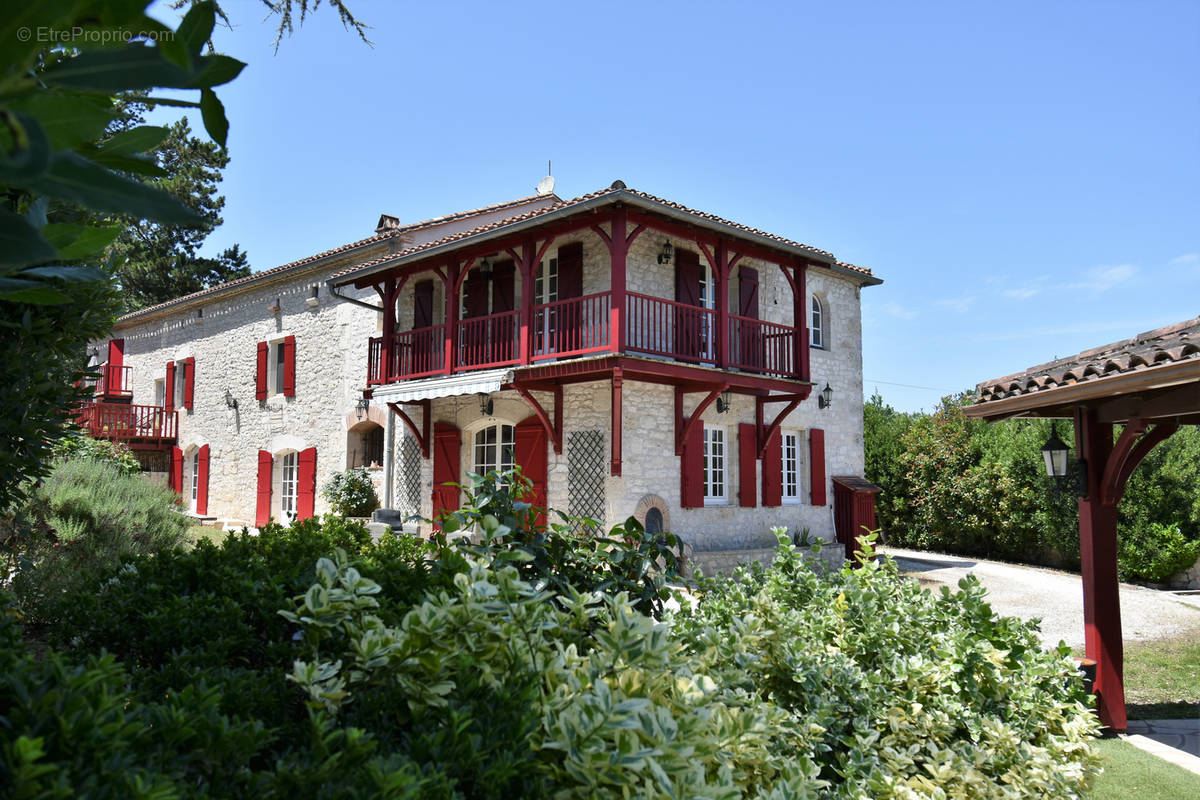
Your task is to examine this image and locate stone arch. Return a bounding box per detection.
[633,494,671,533]
[343,402,388,429]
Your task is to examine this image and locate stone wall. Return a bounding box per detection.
[1169,556,1200,590]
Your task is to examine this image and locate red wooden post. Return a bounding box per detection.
[381,278,397,383]
[443,260,459,376]
[1076,406,1126,731]
[520,238,535,365]
[610,208,627,355]
[610,367,623,476]
[715,240,729,368]
[797,263,809,382]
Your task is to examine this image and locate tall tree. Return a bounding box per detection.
[107,113,250,310]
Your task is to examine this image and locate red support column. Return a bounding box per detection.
[1076,406,1126,731]
[610,367,623,476]
[381,278,396,384]
[520,238,535,365]
[797,263,809,382]
[715,240,729,369]
[443,260,459,376]
[610,208,627,355]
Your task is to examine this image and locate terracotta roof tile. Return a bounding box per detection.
[972,317,1200,404]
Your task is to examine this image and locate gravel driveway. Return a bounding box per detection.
[883,546,1200,650]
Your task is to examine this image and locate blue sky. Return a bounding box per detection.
[166,0,1198,412]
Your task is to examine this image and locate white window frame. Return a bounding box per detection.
[473,423,516,477]
[703,425,727,505]
[279,451,298,520]
[810,295,825,349]
[264,336,292,398]
[782,430,802,504]
[154,379,165,409]
[699,261,717,361]
[190,449,200,511]
[535,256,558,306]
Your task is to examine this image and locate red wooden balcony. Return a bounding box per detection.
[367,290,800,385]
[77,402,177,449]
[83,364,133,401]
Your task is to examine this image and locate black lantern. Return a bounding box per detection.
[355,396,370,420]
[716,389,732,414]
[480,257,493,279]
[657,240,674,265]
[1041,422,1071,479]
[478,393,493,417]
[224,389,238,410]
[817,383,833,409]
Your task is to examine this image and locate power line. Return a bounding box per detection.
[865,378,955,392]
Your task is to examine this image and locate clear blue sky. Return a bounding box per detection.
[165,0,1198,413]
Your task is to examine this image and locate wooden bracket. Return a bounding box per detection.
[1101,418,1179,506]
[512,383,563,454]
[755,392,806,457]
[387,400,430,459]
[674,383,727,455]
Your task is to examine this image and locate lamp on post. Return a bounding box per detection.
[355,396,370,421]
[1041,421,1086,494]
[817,383,833,409]
[657,240,674,265]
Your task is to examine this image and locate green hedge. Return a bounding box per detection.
[865,394,1200,582]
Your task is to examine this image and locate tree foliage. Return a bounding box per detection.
[865,394,1200,582]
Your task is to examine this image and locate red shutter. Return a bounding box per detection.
[557,242,583,300]
[810,428,826,506]
[196,444,210,515]
[738,423,757,508]
[492,260,517,363]
[282,335,296,397]
[256,450,273,527]
[432,422,461,520]
[492,260,515,312]
[183,356,195,410]
[514,416,548,528]
[762,429,782,507]
[413,279,434,329]
[674,249,702,360]
[106,339,124,395]
[738,267,761,368]
[164,361,176,412]
[170,446,183,499]
[107,338,125,367]
[297,446,317,520]
[679,419,705,509]
[255,341,268,401]
[738,268,759,318]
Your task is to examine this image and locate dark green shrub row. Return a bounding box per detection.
[865,394,1200,582]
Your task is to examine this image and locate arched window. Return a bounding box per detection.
[347,421,384,469]
[473,423,515,475]
[810,295,825,349]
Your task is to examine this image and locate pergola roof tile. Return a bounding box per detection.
[972,317,1200,404]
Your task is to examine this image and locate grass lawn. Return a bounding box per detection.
[187,524,229,547]
[1089,737,1200,798]
[1120,631,1200,719]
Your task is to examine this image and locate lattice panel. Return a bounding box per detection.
[398,435,422,517]
[567,430,606,531]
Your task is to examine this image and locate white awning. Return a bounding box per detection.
[370,368,514,403]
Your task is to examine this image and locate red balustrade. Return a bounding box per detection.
[728,315,795,377]
[458,311,520,369]
[367,336,384,385]
[532,292,611,359]
[626,292,717,363]
[77,402,177,445]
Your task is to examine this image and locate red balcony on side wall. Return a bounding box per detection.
[367,290,800,385]
[83,364,133,401]
[77,402,177,449]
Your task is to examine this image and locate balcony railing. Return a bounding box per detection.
[77,402,177,445]
[82,364,133,399]
[367,289,800,384]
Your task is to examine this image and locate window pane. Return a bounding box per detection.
[275,343,285,394]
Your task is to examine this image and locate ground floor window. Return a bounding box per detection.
[280,452,298,518]
[782,430,801,503]
[190,449,200,510]
[473,424,515,476]
[704,426,726,504]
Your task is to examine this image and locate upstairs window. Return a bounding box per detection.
[810,295,826,349]
[274,341,287,395]
[703,426,727,505]
[535,256,558,306]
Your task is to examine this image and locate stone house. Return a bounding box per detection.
[84,181,883,572]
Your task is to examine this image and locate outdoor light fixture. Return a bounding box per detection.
[224,389,238,410]
[478,393,494,417]
[657,240,674,265]
[716,389,732,414]
[1041,422,1086,495]
[480,257,493,279]
[355,396,370,420]
[817,383,834,409]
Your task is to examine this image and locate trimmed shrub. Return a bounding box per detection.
[322,467,380,517]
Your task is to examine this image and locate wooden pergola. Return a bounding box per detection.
[964,317,1200,731]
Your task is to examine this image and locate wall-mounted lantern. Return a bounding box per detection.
[657,240,674,265]
[480,257,493,280]
[716,389,732,414]
[355,396,370,421]
[224,389,238,410]
[478,393,494,417]
[817,383,834,409]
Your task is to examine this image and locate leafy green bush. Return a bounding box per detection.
[438,468,684,619]
[322,467,380,517]
[1119,521,1200,583]
[49,431,141,475]
[7,458,192,622]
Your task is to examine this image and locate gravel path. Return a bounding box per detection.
[882,546,1200,650]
